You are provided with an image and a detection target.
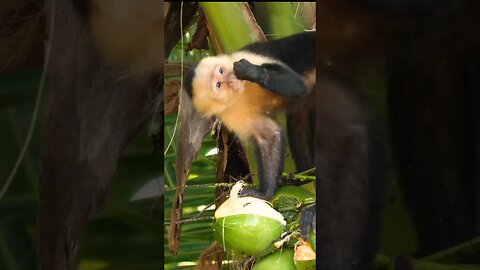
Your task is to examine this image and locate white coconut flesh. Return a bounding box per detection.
[214,181,286,226]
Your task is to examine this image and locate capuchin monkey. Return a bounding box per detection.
[184,31,318,241]
[72,0,480,268]
[72,1,388,267]
[184,31,316,201]
[185,30,387,270]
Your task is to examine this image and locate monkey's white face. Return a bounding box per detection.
[191,56,244,116]
[211,64,243,94]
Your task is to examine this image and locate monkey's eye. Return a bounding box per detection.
[216,81,221,89]
[219,67,223,74]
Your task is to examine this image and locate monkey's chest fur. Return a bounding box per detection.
[219,82,284,140]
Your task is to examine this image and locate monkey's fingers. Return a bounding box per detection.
[233,59,267,83]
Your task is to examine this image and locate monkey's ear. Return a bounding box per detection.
[241,118,286,200]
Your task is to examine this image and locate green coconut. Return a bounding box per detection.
[272,186,315,203]
[252,249,296,270]
[212,181,286,256]
[271,185,315,227]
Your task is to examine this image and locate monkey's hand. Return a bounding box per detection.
[233,59,268,85]
[234,58,307,97]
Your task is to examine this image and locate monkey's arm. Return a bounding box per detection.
[241,117,286,200]
[233,59,308,97]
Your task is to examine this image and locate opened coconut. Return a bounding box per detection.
[212,181,286,256]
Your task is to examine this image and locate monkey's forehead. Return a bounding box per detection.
[190,56,229,95]
[195,55,233,74]
[191,56,233,93]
